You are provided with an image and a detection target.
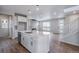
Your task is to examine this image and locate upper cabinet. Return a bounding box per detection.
[18,16,27,22]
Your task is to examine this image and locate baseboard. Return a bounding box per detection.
[60,40,79,47]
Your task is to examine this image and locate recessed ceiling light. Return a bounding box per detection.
[36,7,39,11]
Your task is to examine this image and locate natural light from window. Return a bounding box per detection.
[43,22,50,31]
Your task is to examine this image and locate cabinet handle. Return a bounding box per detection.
[31,41,33,46]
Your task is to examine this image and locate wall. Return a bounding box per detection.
[62,14,79,46]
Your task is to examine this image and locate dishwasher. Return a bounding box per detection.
[18,32,21,43]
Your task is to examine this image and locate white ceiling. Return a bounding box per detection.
[0,5,76,21]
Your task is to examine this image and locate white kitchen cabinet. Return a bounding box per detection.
[21,33,33,52]
[21,31,50,53]
[27,19,32,32]
[18,16,27,22]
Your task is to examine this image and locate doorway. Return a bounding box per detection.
[0,15,9,37]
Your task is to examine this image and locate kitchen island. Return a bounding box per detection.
[20,31,51,53]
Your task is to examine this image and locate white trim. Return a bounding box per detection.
[60,40,79,47]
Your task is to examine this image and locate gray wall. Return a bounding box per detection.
[62,14,79,46]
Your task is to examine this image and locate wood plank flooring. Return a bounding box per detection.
[49,34,79,53]
[0,35,79,53]
[0,37,29,53]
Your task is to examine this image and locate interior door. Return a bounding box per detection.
[0,15,9,37]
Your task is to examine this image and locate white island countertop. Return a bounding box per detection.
[21,31,52,53]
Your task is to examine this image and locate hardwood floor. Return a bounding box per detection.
[0,37,29,53]
[50,40,79,53]
[49,34,79,53]
[0,35,79,53]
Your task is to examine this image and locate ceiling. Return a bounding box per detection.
[0,5,76,21]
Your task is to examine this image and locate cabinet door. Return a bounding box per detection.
[23,35,29,48]
[18,16,26,22]
[21,35,26,47]
[24,35,33,52]
[29,37,33,51]
[22,35,32,51]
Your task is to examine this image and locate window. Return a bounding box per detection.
[43,22,50,31]
[59,19,64,33]
[1,19,8,28]
[43,22,50,27]
[43,32,50,35]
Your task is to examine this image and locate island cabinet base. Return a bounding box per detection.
[21,31,51,53]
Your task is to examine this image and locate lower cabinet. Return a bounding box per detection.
[21,34,33,52]
[21,33,50,53]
